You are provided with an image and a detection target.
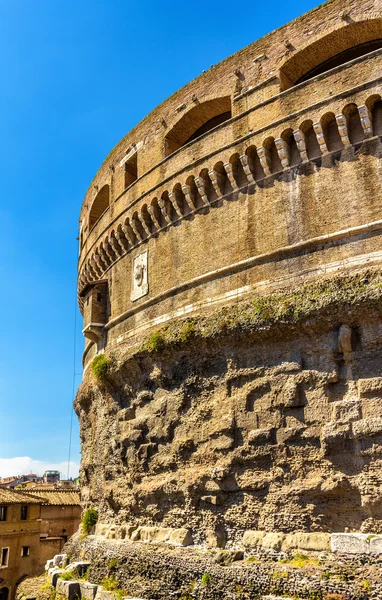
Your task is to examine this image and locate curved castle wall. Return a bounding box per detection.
[76,0,382,547]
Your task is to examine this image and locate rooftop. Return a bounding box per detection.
[0,488,43,505]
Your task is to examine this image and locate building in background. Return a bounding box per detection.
[0,488,80,599]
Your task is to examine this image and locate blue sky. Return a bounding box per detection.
[0,0,319,478]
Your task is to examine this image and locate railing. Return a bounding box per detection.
[77,79,382,310]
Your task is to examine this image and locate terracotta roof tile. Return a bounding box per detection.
[0,489,43,505]
[23,490,80,506]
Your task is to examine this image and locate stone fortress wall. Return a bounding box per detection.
[78,0,382,369]
[76,0,382,550]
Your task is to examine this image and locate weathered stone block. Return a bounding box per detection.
[53,553,67,568]
[352,417,382,439]
[331,399,361,422]
[369,536,382,555]
[358,378,382,396]
[331,533,370,554]
[242,530,265,547]
[80,582,99,599]
[206,528,226,548]
[321,421,352,454]
[48,568,63,587]
[282,532,330,552]
[56,579,81,599]
[248,429,273,445]
[262,532,286,550]
[169,528,193,546]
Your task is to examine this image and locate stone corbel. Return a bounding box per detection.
[181,183,197,210]
[94,253,107,273]
[138,215,151,237]
[223,162,239,190]
[335,114,351,147]
[147,205,161,230]
[274,138,290,169]
[83,323,105,344]
[99,245,111,267]
[193,177,210,205]
[109,237,123,257]
[115,230,129,252]
[130,218,143,242]
[169,192,183,218]
[293,129,309,162]
[358,105,373,138]
[91,256,103,278]
[122,223,136,247]
[239,154,255,183]
[158,198,172,224]
[313,122,329,155]
[208,169,224,198]
[256,147,271,176]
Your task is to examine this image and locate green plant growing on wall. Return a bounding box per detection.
[146,330,166,352]
[91,354,109,381]
[81,507,98,536]
[201,572,211,586]
[100,576,126,600]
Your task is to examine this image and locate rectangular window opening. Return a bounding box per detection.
[0,507,7,522]
[21,546,30,557]
[20,506,28,521]
[124,153,138,188]
[1,548,9,567]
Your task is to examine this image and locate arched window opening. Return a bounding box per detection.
[0,587,9,600]
[296,40,382,85]
[124,152,138,188]
[280,20,382,90]
[321,113,342,153]
[343,104,364,145]
[89,185,110,230]
[164,97,232,157]
[300,120,321,160]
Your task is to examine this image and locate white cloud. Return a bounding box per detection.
[0,457,79,480]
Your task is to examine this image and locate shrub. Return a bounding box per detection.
[201,572,211,586]
[100,576,126,600]
[246,556,261,563]
[59,570,77,581]
[145,330,166,352]
[179,320,196,342]
[81,507,98,535]
[91,354,109,381]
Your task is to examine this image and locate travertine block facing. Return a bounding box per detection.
[282,532,331,552]
[369,536,382,555]
[243,530,266,547]
[331,533,370,554]
[262,532,286,551]
[130,525,192,546]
